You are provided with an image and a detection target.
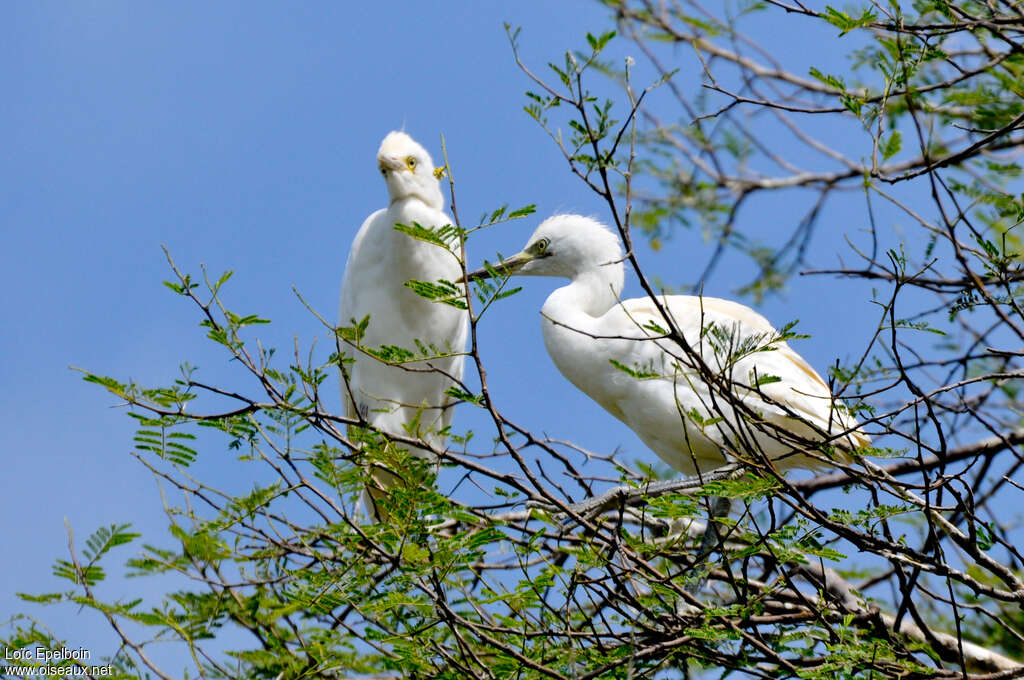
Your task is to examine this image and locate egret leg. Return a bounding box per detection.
[685,495,733,595]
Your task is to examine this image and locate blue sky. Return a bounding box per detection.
[1,1,888,665]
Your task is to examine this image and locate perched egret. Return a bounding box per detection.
[464,214,868,576]
[339,131,468,520]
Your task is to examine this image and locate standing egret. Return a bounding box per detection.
[464,214,868,578]
[339,131,468,520]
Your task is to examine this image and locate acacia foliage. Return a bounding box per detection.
[4,1,1024,678]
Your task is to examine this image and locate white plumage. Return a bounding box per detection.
[338,131,468,518]
[466,214,868,479]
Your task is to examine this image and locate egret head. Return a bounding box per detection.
[377,131,444,210]
[466,214,624,283]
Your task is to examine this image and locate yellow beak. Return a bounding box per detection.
[458,251,534,283]
[377,156,405,173]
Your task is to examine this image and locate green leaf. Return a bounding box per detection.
[508,204,537,219]
[808,66,846,92]
[823,5,876,35]
[585,30,615,52]
[393,221,460,250]
[548,61,570,87]
[494,286,522,301]
[83,524,140,562]
[52,559,104,586]
[487,205,506,223]
[404,279,468,310]
[445,386,485,406]
[881,130,902,160]
[80,372,128,397]
[338,314,370,343]
[890,318,947,336]
[609,358,660,379]
[17,592,67,604]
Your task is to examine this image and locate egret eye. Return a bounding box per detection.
[533,238,551,254]
[380,167,387,176]
[405,156,418,170]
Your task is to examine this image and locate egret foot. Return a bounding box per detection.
[525,464,741,521]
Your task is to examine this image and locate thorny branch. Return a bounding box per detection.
[9,2,1024,679]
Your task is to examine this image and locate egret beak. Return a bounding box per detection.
[377,156,405,173]
[458,251,534,283]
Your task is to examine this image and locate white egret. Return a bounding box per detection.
[339,131,468,520]
[464,214,868,578]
